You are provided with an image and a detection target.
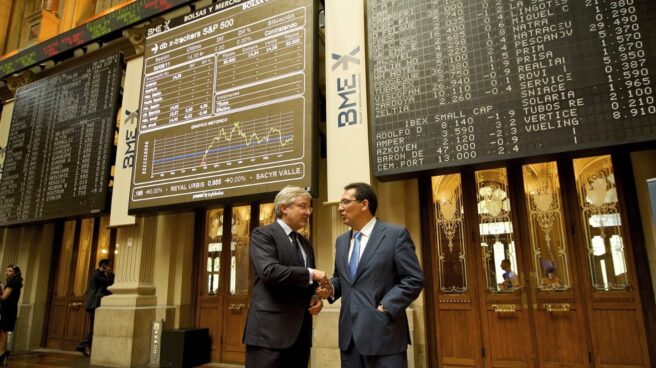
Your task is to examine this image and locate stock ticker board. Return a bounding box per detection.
[129,0,316,210]
[0,54,121,225]
[368,0,656,177]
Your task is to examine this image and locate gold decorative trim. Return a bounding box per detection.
[544,303,571,312]
[439,296,472,304]
[491,304,517,313]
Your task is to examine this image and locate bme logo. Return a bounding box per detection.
[332,46,360,127]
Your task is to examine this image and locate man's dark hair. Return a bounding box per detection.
[99,259,112,268]
[344,182,378,216]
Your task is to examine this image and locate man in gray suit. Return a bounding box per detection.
[243,186,327,368]
[320,182,424,367]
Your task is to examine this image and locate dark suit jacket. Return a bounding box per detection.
[331,220,423,356]
[243,221,316,349]
[84,268,114,312]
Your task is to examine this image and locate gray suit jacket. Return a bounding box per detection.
[242,221,316,349]
[330,221,423,355]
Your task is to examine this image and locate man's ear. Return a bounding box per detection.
[361,199,369,212]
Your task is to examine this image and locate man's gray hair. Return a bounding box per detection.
[274,186,311,218]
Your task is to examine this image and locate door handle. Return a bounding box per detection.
[228,303,246,311]
[491,304,518,313]
[68,302,84,310]
[544,303,571,312]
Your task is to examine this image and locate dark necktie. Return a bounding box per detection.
[290,231,305,267]
[348,231,362,281]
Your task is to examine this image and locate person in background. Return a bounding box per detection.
[0,265,23,365]
[242,186,328,368]
[76,259,114,356]
[540,266,561,288]
[500,259,519,290]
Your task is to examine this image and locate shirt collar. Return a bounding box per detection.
[277,218,294,236]
[354,217,376,238]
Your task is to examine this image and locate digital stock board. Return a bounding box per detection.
[0,0,194,80]
[0,54,121,225]
[368,0,656,177]
[130,0,316,210]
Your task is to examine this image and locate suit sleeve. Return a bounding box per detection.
[250,226,313,287]
[100,271,114,296]
[328,236,343,303]
[380,228,424,319]
[329,265,342,303]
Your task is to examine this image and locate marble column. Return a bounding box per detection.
[15,224,54,351]
[91,215,158,367]
[91,210,196,367]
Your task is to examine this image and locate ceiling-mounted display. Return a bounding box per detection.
[368,0,656,177]
[0,54,122,225]
[130,0,317,211]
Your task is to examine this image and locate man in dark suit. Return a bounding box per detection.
[319,182,423,368]
[243,186,327,368]
[76,258,114,356]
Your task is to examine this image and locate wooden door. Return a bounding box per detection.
[196,205,255,364]
[45,216,114,350]
[45,218,97,350]
[518,161,589,368]
[426,173,484,367]
[222,205,253,362]
[425,155,650,367]
[469,167,538,367]
[568,155,650,367]
[197,207,227,362]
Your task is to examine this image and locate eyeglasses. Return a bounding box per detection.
[338,198,361,206]
[292,203,313,213]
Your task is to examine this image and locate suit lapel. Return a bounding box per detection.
[272,222,304,267]
[298,236,313,268]
[338,232,352,283]
[353,221,386,280]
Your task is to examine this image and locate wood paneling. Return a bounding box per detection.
[45,303,67,348]
[589,309,647,367]
[423,154,653,367]
[437,305,480,365]
[533,307,587,367]
[198,301,221,360]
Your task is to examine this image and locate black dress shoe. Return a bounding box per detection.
[75,345,89,356]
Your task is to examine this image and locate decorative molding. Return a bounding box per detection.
[438,296,471,304]
[5,70,35,93]
[122,26,146,57]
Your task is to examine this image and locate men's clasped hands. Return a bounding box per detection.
[315,277,333,300]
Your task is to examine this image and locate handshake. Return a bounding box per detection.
[311,269,334,299]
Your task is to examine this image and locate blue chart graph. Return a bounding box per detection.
[150,110,299,176]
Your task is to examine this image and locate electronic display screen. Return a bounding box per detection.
[130,0,316,211]
[367,0,656,177]
[0,54,121,225]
